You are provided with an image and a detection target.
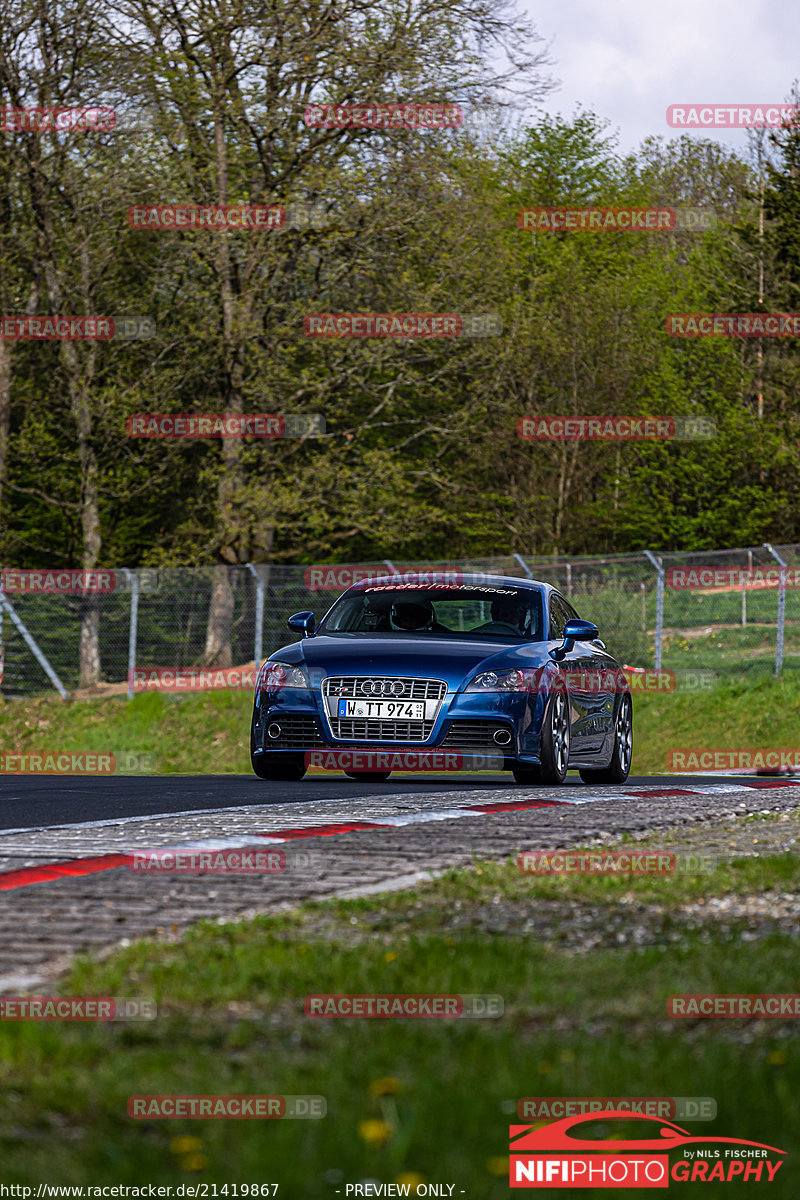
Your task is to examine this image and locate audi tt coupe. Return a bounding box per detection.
[250,574,632,784]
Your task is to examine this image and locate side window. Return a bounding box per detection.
[548,595,566,639]
[562,598,580,624]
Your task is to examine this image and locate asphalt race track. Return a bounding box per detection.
[0,772,783,830]
[2,771,799,989]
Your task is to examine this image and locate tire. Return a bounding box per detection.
[511,763,541,785]
[250,721,307,781]
[512,687,570,785]
[251,749,307,781]
[344,771,392,782]
[579,694,633,785]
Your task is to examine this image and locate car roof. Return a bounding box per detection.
[343,573,552,595]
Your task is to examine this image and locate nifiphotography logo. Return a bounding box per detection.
[509,1112,786,1187]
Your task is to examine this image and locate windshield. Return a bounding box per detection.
[318,585,545,640]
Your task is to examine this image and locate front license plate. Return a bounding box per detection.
[338,699,425,720]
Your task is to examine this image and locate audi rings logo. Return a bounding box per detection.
[359,679,406,697]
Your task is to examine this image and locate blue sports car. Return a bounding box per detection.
[250,574,632,785]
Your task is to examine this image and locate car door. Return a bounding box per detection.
[548,592,586,756]
[560,594,614,754]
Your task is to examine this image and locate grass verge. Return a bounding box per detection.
[1,851,798,1195]
[1,673,800,778]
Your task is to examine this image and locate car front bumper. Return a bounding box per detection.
[252,687,548,763]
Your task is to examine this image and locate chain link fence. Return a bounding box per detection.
[1,545,798,699]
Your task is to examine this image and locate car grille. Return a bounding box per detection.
[261,715,324,750]
[323,677,446,701]
[321,676,447,742]
[331,719,436,743]
[441,720,514,751]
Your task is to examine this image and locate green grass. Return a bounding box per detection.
[632,672,800,774]
[0,688,254,774]
[0,856,798,1195]
[2,672,800,777]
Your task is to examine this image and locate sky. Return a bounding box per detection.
[521,0,799,157]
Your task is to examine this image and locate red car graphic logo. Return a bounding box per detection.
[510,1112,786,1188]
[511,1111,785,1154]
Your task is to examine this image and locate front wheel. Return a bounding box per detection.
[512,763,541,785]
[344,771,392,782]
[579,694,633,785]
[251,752,307,781]
[512,688,570,786]
[538,687,570,784]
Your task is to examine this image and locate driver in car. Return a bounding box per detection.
[389,598,448,633]
[474,594,530,636]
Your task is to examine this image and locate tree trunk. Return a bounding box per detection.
[0,339,10,529]
[203,566,234,668]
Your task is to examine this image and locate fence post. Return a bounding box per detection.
[245,563,264,670]
[742,548,753,627]
[763,543,786,676]
[643,550,665,670]
[0,589,68,699]
[513,553,533,579]
[122,568,139,700]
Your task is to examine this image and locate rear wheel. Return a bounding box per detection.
[344,771,392,782]
[579,694,632,785]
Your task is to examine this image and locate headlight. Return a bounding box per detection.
[256,661,309,691]
[465,667,541,693]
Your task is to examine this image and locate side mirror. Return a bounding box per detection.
[288,610,316,638]
[550,618,600,660]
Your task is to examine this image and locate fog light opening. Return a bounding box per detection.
[493,728,512,746]
[267,722,282,740]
